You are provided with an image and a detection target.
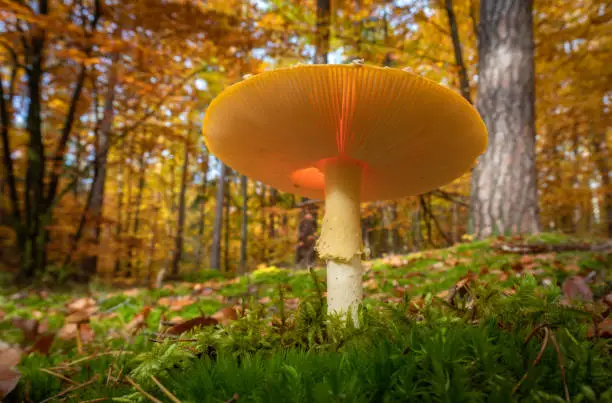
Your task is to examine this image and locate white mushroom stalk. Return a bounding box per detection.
[315,157,364,324]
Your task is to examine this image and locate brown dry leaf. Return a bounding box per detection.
[125,306,152,334]
[587,318,612,339]
[603,294,612,310]
[258,296,271,304]
[284,298,300,310]
[408,296,425,313]
[12,318,40,342]
[123,288,141,297]
[563,264,581,273]
[363,278,378,291]
[403,272,424,279]
[392,286,409,297]
[211,307,238,326]
[0,348,21,368]
[165,316,218,336]
[0,363,20,399]
[158,296,198,311]
[562,276,593,302]
[28,334,55,355]
[0,310,5,320]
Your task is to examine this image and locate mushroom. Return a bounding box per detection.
[202,64,487,323]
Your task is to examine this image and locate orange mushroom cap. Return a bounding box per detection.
[203,64,487,202]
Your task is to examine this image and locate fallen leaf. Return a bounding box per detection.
[587,318,612,339]
[562,276,593,302]
[125,306,151,334]
[28,334,55,355]
[166,316,219,336]
[0,310,5,320]
[0,349,21,399]
[12,318,40,342]
[363,279,378,291]
[211,307,238,325]
[258,296,271,304]
[166,316,218,335]
[158,296,197,311]
[0,348,21,367]
[122,288,141,297]
[603,294,612,310]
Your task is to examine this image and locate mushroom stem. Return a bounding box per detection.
[316,157,363,324]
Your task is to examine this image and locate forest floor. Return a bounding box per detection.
[0,233,611,402]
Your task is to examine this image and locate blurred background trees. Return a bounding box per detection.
[0,0,610,283]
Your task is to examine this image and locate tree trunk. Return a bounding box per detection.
[210,161,226,270]
[223,178,231,272]
[171,138,190,276]
[259,183,267,262]
[411,205,421,252]
[445,0,472,103]
[81,58,118,276]
[315,0,331,64]
[592,129,611,237]
[239,175,248,275]
[470,0,540,238]
[195,151,209,269]
[127,152,146,276]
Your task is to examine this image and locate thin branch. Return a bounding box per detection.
[549,332,571,403]
[151,375,182,403]
[512,327,550,394]
[40,374,99,403]
[125,376,164,403]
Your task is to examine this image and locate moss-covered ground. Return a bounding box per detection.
[1,233,610,402]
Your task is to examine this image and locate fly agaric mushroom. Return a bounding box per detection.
[203,64,487,323]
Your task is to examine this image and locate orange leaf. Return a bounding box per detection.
[166,316,218,336]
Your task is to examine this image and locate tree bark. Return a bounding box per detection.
[592,129,611,237]
[195,151,209,269]
[470,0,540,238]
[223,178,230,271]
[81,57,118,276]
[171,137,190,276]
[239,175,248,275]
[315,0,331,64]
[210,161,226,270]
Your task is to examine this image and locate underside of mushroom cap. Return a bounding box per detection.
[203,64,487,202]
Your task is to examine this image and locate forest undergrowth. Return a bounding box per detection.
[1,233,611,402]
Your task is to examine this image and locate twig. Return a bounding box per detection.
[78,399,108,403]
[40,374,99,403]
[40,368,79,386]
[549,331,571,403]
[523,323,551,344]
[125,376,163,403]
[105,365,113,386]
[50,351,133,370]
[151,375,182,403]
[512,327,550,394]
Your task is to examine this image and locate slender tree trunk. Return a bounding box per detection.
[445,0,472,103]
[452,203,459,244]
[210,162,226,269]
[127,152,146,276]
[470,0,540,238]
[0,68,21,227]
[146,191,162,284]
[195,152,209,269]
[239,175,248,275]
[315,0,331,64]
[171,138,190,276]
[223,179,230,271]
[82,58,118,276]
[411,204,421,252]
[260,183,268,262]
[23,13,48,279]
[592,129,611,237]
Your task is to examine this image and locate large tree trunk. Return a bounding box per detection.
[171,137,190,276]
[239,175,248,275]
[470,0,540,238]
[210,161,226,269]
